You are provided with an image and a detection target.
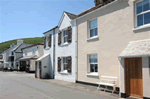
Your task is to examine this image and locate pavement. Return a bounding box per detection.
[0,71,121,99]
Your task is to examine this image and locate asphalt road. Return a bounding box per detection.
[0,72,118,99]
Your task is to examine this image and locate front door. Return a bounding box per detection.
[125,58,143,98]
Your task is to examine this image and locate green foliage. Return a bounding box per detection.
[0,37,44,53]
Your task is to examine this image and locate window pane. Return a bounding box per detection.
[144,12,150,24]
[90,64,95,72]
[64,37,68,43]
[63,31,66,36]
[94,55,98,63]
[143,0,150,11]
[90,29,95,37]
[137,14,143,26]
[136,2,143,14]
[89,19,97,29]
[95,64,98,72]
[94,28,98,36]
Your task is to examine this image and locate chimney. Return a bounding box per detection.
[10,43,15,48]
[17,39,23,45]
[94,0,108,6]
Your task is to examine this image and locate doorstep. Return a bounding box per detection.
[42,79,119,98]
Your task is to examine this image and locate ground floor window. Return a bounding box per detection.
[62,57,68,71]
[89,54,98,73]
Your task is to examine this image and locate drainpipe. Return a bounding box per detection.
[74,19,78,82]
[53,28,56,79]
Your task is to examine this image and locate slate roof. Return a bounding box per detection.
[119,39,150,58]
[14,44,32,53]
[64,0,115,20]
[21,43,44,51]
[64,11,77,20]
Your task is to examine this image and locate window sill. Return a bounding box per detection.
[61,42,69,46]
[60,70,69,74]
[86,73,99,77]
[45,47,50,50]
[133,24,150,31]
[87,36,99,41]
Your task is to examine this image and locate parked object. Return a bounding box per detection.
[97,75,117,94]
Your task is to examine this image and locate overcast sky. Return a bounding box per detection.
[0,0,94,43]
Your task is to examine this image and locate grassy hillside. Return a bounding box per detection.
[0,37,44,53]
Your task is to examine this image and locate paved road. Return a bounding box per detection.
[0,72,118,99]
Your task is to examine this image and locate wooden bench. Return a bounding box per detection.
[97,75,117,94]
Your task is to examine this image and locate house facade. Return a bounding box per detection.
[36,26,58,79]
[76,0,150,98]
[54,12,77,83]
[0,53,4,69]
[8,40,31,70]
[19,43,44,72]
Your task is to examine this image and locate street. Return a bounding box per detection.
[0,72,119,99]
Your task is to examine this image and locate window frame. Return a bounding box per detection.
[62,29,68,44]
[88,18,98,38]
[135,0,150,27]
[88,54,98,73]
[61,57,68,71]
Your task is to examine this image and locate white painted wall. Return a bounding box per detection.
[55,14,77,83]
[23,46,39,57]
[43,28,58,79]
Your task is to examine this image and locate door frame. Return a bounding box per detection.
[125,57,143,98]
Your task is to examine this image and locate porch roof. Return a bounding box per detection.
[119,39,150,58]
[19,55,38,61]
[36,53,50,61]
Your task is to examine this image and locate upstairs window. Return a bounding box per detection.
[89,18,98,38]
[63,30,68,43]
[136,0,150,27]
[11,52,14,56]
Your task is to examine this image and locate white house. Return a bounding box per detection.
[19,43,44,72]
[8,40,32,70]
[55,11,77,83]
[36,26,58,79]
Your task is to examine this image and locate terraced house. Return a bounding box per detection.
[74,0,150,98]
[55,12,77,83]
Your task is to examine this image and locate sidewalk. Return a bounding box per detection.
[42,79,119,99]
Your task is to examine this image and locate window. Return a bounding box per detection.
[89,54,98,73]
[25,51,27,56]
[136,0,150,27]
[62,30,68,43]
[33,48,36,55]
[89,19,98,38]
[11,52,14,56]
[62,57,68,71]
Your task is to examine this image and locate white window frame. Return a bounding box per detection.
[88,18,98,38]
[61,57,68,72]
[88,54,98,73]
[62,29,68,44]
[135,0,150,27]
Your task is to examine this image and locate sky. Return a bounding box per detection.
[0,0,94,43]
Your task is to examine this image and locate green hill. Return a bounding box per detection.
[0,37,44,53]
